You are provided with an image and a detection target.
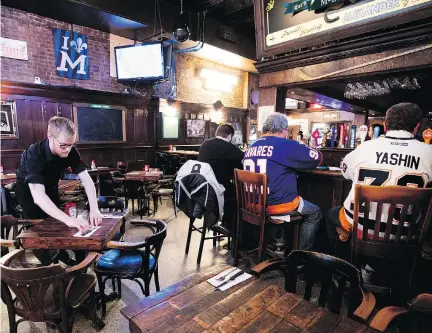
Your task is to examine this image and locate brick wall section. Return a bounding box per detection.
[175,53,246,109]
[1,6,250,107]
[1,6,141,93]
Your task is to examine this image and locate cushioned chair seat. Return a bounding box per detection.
[96,249,155,275]
[111,231,123,242]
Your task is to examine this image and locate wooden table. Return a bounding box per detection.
[0,173,17,185]
[125,171,163,182]
[17,215,124,251]
[121,264,377,333]
[58,179,82,192]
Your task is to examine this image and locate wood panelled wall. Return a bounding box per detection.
[0,81,157,173]
[1,82,250,172]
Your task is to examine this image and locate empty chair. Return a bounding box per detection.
[97,196,128,241]
[151,178,176,217]
[252,250,376,321]
[94,219,167,317]
[370,293,432,333]
[126,161,146,173]
[155,152,170,175]
[1,250,103,333]
[2,183,23,218]
[349,185,432,299]
[123,179,149,217]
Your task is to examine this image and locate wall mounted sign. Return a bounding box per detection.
[0,101,19,139]
[52,29,89,80]
[257,0,432,57]
[323,111,340,121]
[0,37,28,60]
[265,0,431,47]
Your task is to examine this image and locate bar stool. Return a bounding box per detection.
[232,169,303,266]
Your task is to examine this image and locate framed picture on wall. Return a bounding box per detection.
[1,101,19,139]
[186,119,206,137]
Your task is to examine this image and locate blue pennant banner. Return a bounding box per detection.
[52,28,89,80]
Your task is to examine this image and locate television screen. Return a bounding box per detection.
[115,42,164,81]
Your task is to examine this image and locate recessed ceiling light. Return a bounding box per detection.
[291,91,295,94]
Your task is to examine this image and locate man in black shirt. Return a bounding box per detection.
[16,116,101,233]
[198,124,244,228]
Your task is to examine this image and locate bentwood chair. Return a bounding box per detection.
[252,250,376,322]
[0,215,42,257]
[97,196,128,241]
[233,169,303,266]
[1,250,103,333]
[94,219,167,318]
[370,293,432,333]
[350,185,432,300]
[123,180,149,217]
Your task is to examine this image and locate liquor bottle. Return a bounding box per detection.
[339,123,346,148]
[350,125,357,149]
[330,126,336,147]
[91,160,97,170]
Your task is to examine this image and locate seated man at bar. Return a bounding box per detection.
[243,113,323,253]
[198,123,244,228]
[326,103,432,281]
[16,116,102,262]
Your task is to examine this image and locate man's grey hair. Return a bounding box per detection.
[262,113,288,133]
[48,116,76,138]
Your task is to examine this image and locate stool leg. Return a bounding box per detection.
[293,224,300,250]
[213,229,217,247]
[185,218,194,254]
[197,224,207,265]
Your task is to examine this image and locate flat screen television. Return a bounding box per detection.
[115,42,165,82]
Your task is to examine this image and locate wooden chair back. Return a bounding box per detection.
[233,169,267,264]
[352,185,432,263]
[97,196,125,212]
[252,250,376,321]
[123,179,146,200]
[1,249,67,322]
[127,161,146,173]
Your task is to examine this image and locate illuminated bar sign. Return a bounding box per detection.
[257,0,432,56]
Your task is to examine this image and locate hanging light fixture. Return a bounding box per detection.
[173,0,190,43]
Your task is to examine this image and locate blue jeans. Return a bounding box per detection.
[271,199,323,250]
[326,206,343,249]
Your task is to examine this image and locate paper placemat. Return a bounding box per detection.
[73,226,101,238]
[207,268,252,291]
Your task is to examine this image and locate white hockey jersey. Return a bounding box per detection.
[340,130,432,239]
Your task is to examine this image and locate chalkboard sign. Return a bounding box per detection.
[73,103,126,143]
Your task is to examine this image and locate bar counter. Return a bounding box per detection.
[297,169,351,211]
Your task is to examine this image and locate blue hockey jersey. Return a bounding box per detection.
[242,136,322,214]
